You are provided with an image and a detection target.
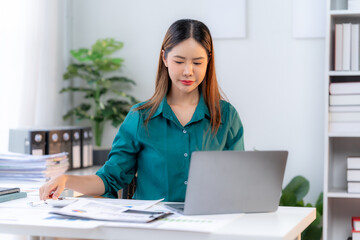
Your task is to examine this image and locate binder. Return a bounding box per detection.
[60,129,72,169]
[46,130,62,155]
[71,128,82,169]
[81,127,93,168]
[9,129,46,155]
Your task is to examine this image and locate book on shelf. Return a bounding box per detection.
[329,112,360,121]
[330,82,360,95]
[335,23,343,71]
[348,157,360,169]
[329,95,360,106]
[348,182,360,193]
[330,106,360,112]
[0,192,27,203]
[343,23,351,71]
[329,122,360,132]
[349,0,360,10]
[352,24,360,71]
[347,170,360,181]
[353,217,360,240]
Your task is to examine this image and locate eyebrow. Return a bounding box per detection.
[174,55,205,60]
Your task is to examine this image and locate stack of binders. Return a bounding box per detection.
[9,126,93,170]
[347,156,360,193]
[0,187,27,203]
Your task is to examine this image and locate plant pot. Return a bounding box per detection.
[92,146,111,166]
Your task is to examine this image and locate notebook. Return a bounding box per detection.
[165,150,288,215]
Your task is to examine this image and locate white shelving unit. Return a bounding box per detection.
[324,0,360,239]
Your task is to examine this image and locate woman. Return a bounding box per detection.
[40,19,244,202]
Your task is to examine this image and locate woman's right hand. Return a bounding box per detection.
[39,175,68,200]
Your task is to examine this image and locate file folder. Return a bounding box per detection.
[9,129,46,155]
[71,128,82,169]
[60,129,72,169]
[81,127,93,168]
[46,130,62,155]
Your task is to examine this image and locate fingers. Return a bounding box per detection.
[39,176,66,200]
[52,183,65,200]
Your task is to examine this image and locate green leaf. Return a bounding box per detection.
[111,90,139,104]
[94,58,121,71]
[92,38,124,56]
[111,58,124,64]
[107,76,136,85]
[70,49,92,62]
[315,192,323,216]
[59,87,94,94]
[279,192,297,206]
[301,225,322,240]
[84,88,107,98]
[282,176,309,203]
[62,103,92,121]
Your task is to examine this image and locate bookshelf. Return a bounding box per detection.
[324,0,360,239]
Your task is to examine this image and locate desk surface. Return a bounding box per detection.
[0,167,316,240]
[0,200,315,240]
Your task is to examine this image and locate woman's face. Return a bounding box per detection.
[163,38,208,95]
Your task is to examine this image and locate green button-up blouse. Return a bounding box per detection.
[96,95,244,202]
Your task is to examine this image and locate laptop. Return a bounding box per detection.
[165,150,288,215]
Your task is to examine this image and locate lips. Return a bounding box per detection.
[180,80,194,86]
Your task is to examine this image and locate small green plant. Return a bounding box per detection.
[61,38,138,146]
[280,176,323,240]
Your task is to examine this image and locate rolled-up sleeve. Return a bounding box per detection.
[96,107,141,198]
[225,104,244,151]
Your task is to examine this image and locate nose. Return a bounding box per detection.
[183,63,193,76]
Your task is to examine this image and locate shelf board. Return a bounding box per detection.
[330,10,360,17]
[328,132,360,137]
[328,71,360,76]
[328,188,360,198]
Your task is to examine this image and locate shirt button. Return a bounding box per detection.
[183,129,187,134]
[184,181,188,185]
[184,153,188,157]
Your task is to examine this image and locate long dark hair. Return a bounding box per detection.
[136,19,222,133]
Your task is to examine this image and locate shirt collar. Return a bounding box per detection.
[150,92,211,122]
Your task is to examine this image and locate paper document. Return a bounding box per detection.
[50,199,171,223]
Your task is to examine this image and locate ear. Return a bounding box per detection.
[162,50,168,67]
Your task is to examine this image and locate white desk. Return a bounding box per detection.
[0,167,316,240]
[0,201,315,240]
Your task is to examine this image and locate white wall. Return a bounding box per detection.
[70,0,324,203]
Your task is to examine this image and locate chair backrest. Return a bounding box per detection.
[120,176,137,199]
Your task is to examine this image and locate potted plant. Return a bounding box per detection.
[61,38,138,164]
[280,176,323,240]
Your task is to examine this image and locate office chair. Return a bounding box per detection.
[120,176,137,199]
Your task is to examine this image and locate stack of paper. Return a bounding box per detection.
[0,152,69,181]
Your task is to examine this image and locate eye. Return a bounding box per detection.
[193,62,202,65]
[174,61,184,64]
